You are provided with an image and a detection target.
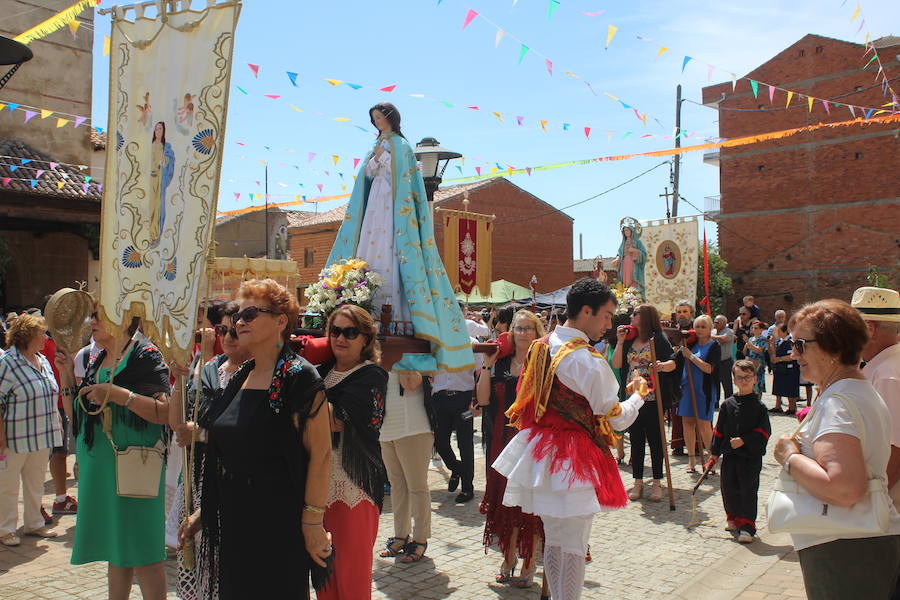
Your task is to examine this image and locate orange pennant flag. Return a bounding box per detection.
[540,120,548,131]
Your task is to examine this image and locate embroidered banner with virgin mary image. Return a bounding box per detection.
[641,216,699,316]
[99,0,241,365]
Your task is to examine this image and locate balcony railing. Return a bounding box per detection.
[704,195,720,217]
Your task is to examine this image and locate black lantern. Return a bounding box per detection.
[0,35,33,90]
[413,137,462,203]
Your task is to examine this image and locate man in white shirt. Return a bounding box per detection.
[853,287,900,511]
[431,338,483,503]
[493,279,647,599]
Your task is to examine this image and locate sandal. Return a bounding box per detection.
[648,481,663,502]
[495,558,517,583]
[687,456,698,474]
[513,564,536,588]
[627,480,643,501]
[400,540,428,563]
[0,533,20,546]
[379,535,409,558]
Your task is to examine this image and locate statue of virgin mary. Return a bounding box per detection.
[325,103,474,373]
[615,217,647,297]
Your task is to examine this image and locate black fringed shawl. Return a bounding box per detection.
[199,348,324,594]
[318,362,389,512]
[73,337,170,450]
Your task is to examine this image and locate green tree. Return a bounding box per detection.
[697,243,733,316]
[866,265,894,289]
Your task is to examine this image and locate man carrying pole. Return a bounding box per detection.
[493,279,649,600]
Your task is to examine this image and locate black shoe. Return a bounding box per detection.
[672,448,686,456]
[768,407,784,414]
[455,491,474,503]
[448,472,460,493]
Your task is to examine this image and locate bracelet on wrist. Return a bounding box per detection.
[124,391,136,408]
[301,520,324,527]
[785,452,799,473]
[303,504,326,514]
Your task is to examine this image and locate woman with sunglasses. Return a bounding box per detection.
[477,310,546,588]
[773,300,900,599]
[54,310,171,600]
[315,305,388,600]
[181,279,333,598]
[171,301,247,600]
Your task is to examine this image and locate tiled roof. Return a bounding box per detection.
[873,36,900,49]
[0,138,101,201]
[574,257,617,272]
[90,129,106,150]
[289,205,348,227]
[433,180,496,204]
[284,210,316,228]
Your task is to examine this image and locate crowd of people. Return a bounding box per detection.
[1,281,899,599]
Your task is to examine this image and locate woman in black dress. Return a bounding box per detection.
[770,324,799,415]
[180,279,333,599]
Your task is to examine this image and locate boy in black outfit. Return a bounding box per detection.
[709,359,771,543]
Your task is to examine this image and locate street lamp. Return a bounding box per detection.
[413,137,462,203]
[0,35,33,90]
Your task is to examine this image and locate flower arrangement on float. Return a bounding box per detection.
[612,283,642,316]
[304,258,384,319]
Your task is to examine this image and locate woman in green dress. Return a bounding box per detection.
[55,311,170,600]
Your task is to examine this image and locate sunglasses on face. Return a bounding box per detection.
[233,306,280,324]
[329,325,362,341]
[793,338,818,355]
[214,324,238,339]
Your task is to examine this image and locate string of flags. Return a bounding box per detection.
[845,2,898,104]
[13,0,100,45]
[0,101,91,129]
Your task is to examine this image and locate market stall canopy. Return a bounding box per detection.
[456,279,531,305]
[516,284,571,308]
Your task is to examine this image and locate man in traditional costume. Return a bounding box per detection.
[492,278,649,599]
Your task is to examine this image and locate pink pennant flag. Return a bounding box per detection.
[248,63,260,78]
[475,167,482,176]
[516,116,524,126]
[467,106,479,110]
[317,183,324,192]
[545,59,553,76]
[526,167,532,176]
[49,162,59,170]
[353,158,361,169]
[234,192,240,201]
[74,116,87,128]
[581,10,604,17]
[36,169,44,178]
[82,184,89,194]
[264,94,281,99]
[768,85,775,103]
[380,85,397,92]
[308,152,316,163]
[822,100,830,114]
[1,178,9,186]
[583,126,591,139]
[462,9,478,29]
[235,142,245,146]
[24,110,38,123]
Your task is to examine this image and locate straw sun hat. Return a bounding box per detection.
[44,287,94,354]
[851,286,900,324]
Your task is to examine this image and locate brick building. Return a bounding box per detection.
[702,34,899,317]
[286,178,576,294]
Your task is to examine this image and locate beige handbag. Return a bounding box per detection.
[104,426,165,499]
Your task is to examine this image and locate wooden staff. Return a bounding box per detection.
[683,346,708,468]
[648,341,676,511]
[179,372,196,570]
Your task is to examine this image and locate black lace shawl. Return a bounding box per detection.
[318,362,389,511]
[73,337,170,450]
[199,349,325,593]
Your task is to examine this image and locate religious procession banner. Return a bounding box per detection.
[439,208,494,297]
[99,0,241,365]
[207,257,299,302]
[641,216,699,316]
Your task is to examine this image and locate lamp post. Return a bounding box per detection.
[0,35,33,90]
[413,137,462,205]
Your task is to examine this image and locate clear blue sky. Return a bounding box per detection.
[88,0,897,259]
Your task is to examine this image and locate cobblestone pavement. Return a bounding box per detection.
[1,382,805,599]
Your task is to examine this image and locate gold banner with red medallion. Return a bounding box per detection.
[440,208,494,297]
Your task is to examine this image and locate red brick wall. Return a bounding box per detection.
[434,179,576,294]
[701,35,900,317]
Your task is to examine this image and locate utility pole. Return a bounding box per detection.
[659,186,675,219]
[672,84,682,217]
[264,163,269,258]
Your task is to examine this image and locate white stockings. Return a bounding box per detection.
[541,515,593,600]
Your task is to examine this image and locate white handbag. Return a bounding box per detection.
[104,427,165,499]
[766,393,892,536]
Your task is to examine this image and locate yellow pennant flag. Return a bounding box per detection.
[68,20,80,36]
[565,71,580,79]
[656,47,668,59]
[331,155,339,166]
[507,167,513,177]
[289,104,303,113]
[492,112,503,123]
[325,79,343,86]
[539,119,548,131]
[56,118,70,128]
[103,36,110,56]
[605,25,618,48]
[333,117,350,122]
[0,103,6,112]
[785,91,794,108]
[807,96,814,112]
[341,185,347,192]
[57,181,65,190]
[40,109,53,119]
[850,3,860,22]
[491,167,498,175]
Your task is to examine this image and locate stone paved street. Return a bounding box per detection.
[1,382,807,599]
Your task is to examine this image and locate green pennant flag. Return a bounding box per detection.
[518,43,529,65]
[548,0,560,20]
[750,79,759,98]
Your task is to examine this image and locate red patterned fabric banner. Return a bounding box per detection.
[458,217,477,295]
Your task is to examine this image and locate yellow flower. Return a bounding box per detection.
[324,276,342,289]
[346,258,367,271]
